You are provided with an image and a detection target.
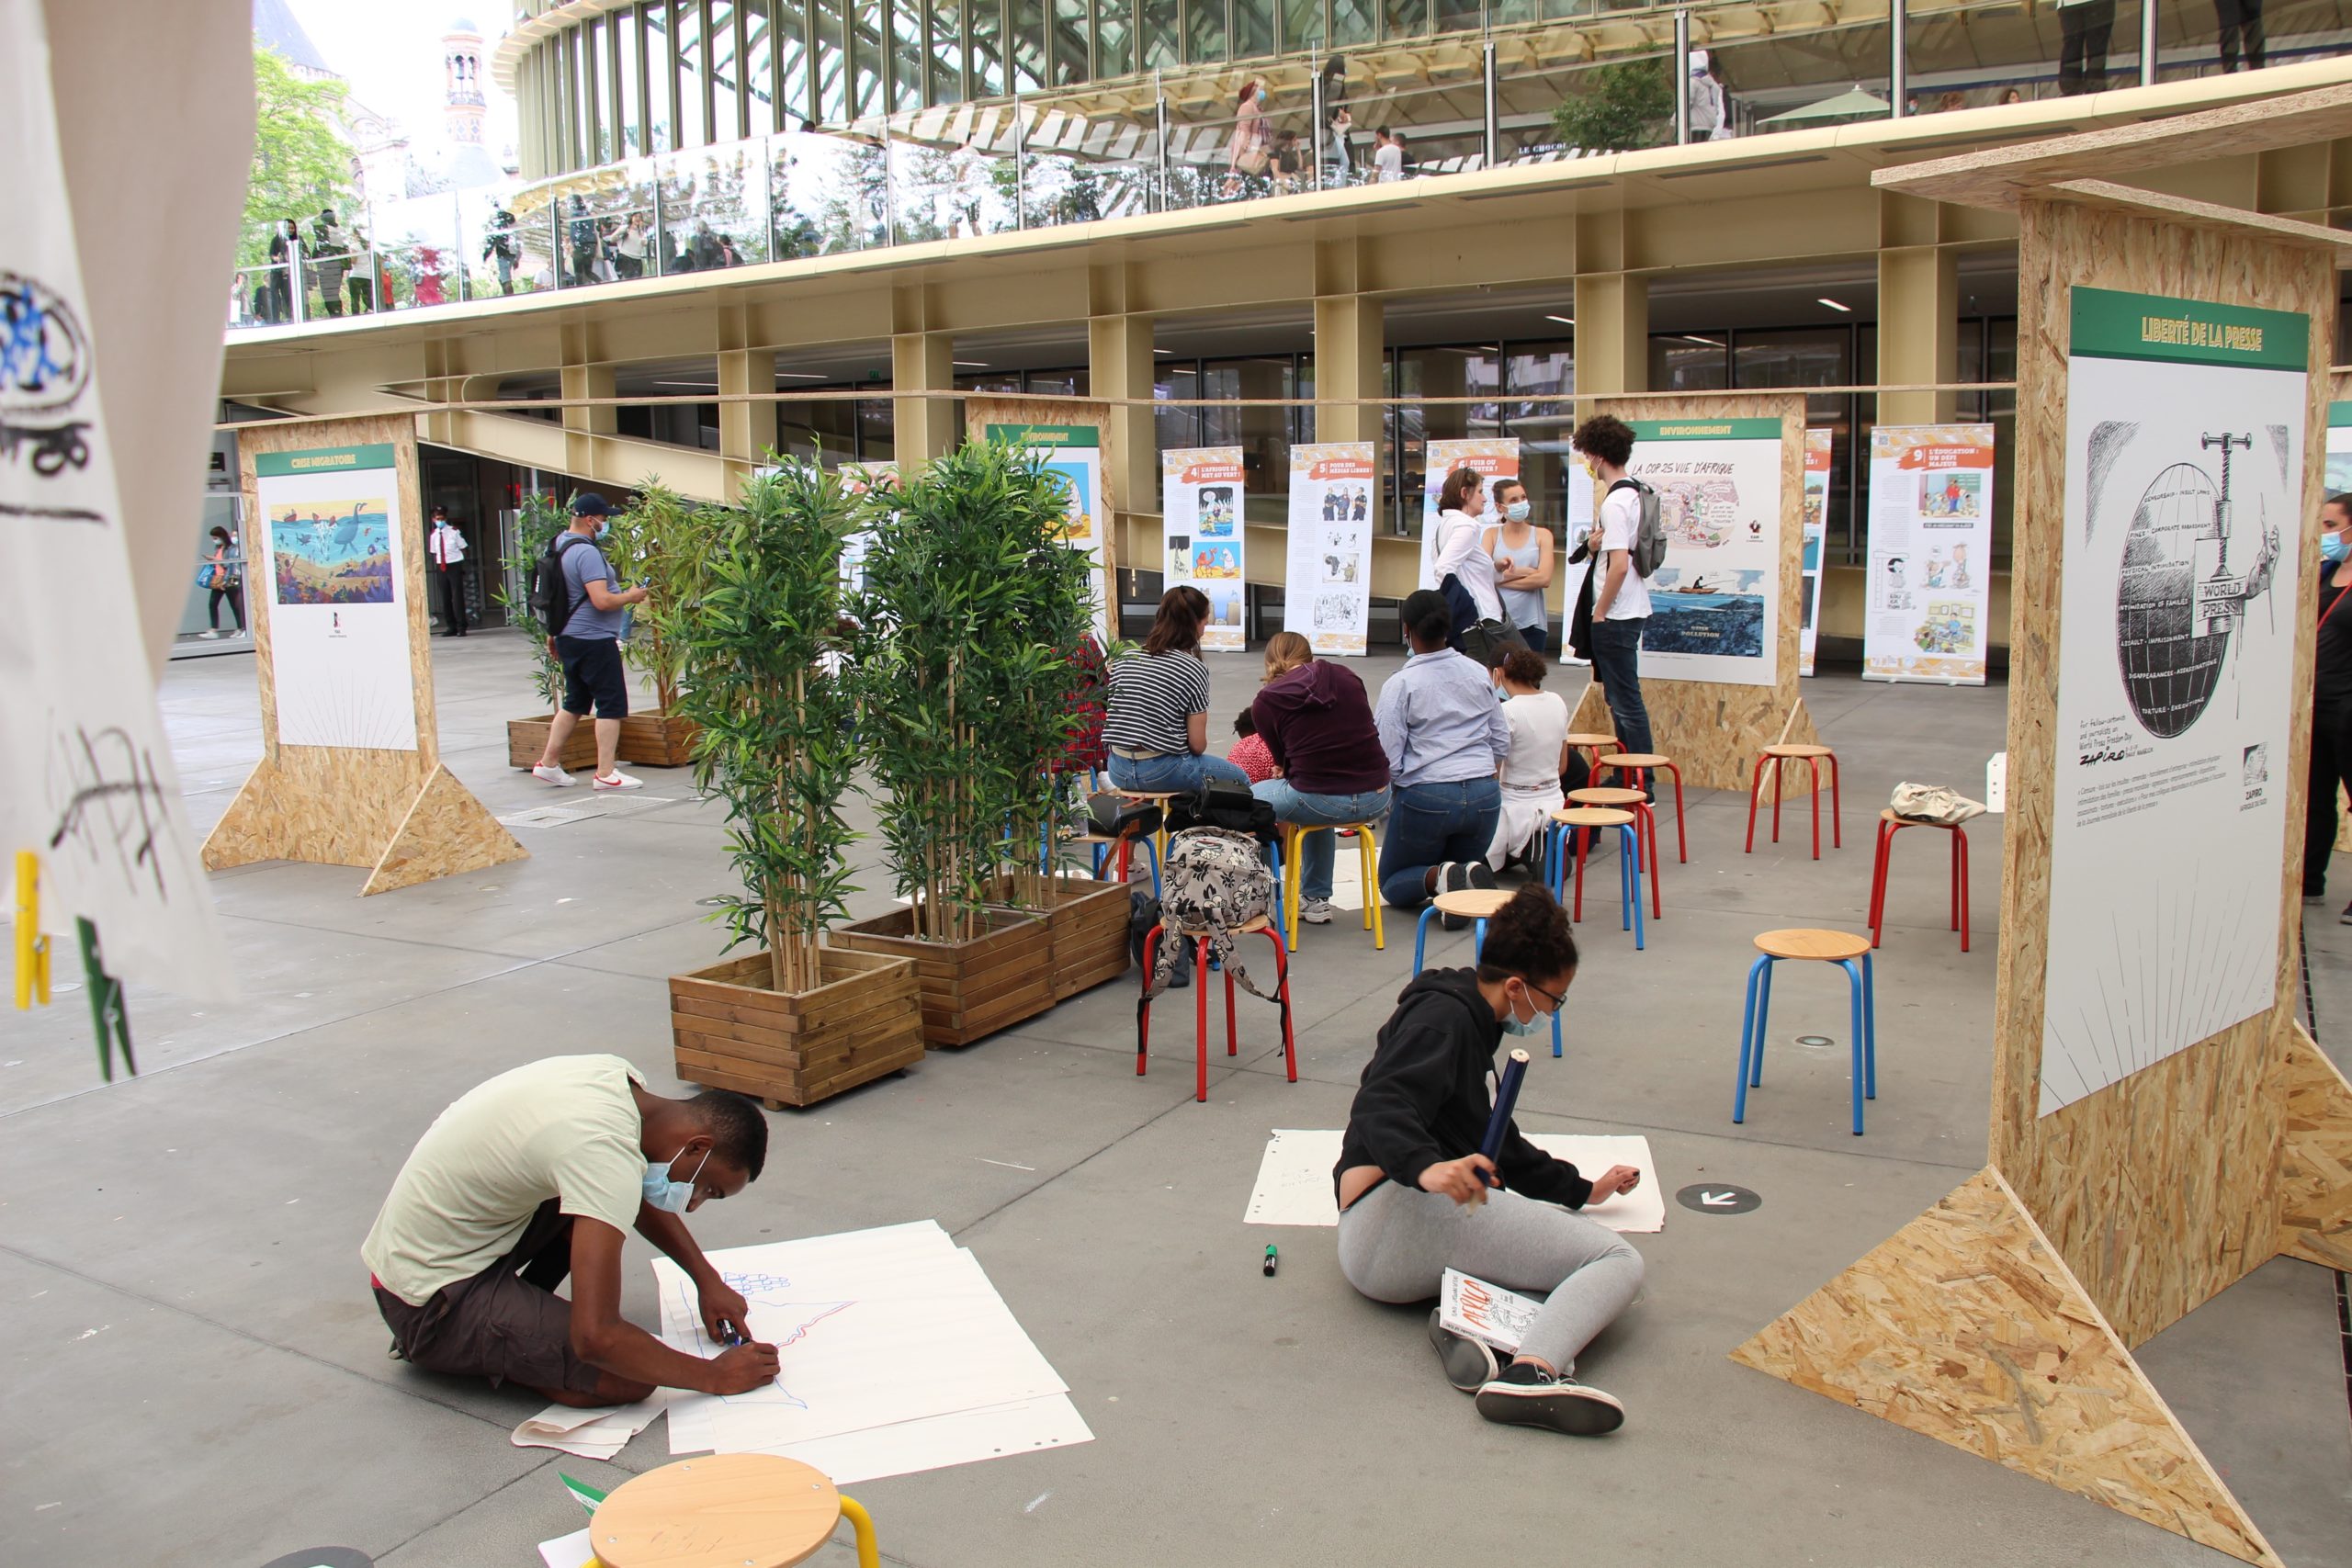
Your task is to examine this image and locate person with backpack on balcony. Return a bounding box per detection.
[1571,413,1656,760]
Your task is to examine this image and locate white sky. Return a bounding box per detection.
[284,0,523,161]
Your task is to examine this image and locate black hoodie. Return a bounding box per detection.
[1334,968,1592,1209]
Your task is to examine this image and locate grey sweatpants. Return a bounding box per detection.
[1337,1179,1645,1376]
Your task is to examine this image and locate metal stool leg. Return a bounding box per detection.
[839,1496,881,1568]
[1194,936,1210,1103]
[1805,757,1822,861]
[1264,925,1298,1083]
[1362,824,1385,950]
[1827,752,1842,849]
[1282,825,1304,951]
[1734,953,1770,1122]
[1625,824,1645,951]
[1868,817,1894,946]
[1413,904,1437,973]
[1136,927,1162,1076]
[1955,827,1970,953]
[1573,820,1593,920]
[1838,956,1867,1134]
[1668,762,1687,863]
[1861,952,1878,1100]
[1745,755,1770,852]
[1750,958,1775,1085]
[1770,755,1786,844]
[1224,956,1238,1058]
[1144,833,1162,900]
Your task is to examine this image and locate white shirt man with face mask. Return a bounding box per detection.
[362,1055,780,1408]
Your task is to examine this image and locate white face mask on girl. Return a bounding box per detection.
[1503,500,1532,523]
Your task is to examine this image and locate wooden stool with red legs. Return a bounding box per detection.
[1136,916,1298,1103]
[1563,731,1622,774]
[1866,808,1971,953]
[1566,786,1662,918]
[1744,743,1842,860]
[1593,751,1687,863]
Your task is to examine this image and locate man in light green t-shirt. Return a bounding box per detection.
[363,1055,778,1407]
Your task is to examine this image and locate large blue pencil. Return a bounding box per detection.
[1478,1048,1532,1189]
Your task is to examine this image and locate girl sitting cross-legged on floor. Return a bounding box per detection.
[1333,885,1645,1435]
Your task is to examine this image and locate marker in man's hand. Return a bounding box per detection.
[717,1318,746,1348]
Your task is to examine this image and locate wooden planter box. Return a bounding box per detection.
[669,946,924,1109]
[507,709,701,771]
[988,874,1133,1001]
[832,907,1054,1047]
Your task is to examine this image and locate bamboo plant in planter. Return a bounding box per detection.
[834,439,1095,1043]
[598,481,709,767]
[659,462,924,1107]
[498,491,597,772]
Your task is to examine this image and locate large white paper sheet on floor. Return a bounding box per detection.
[537,1528,594,1568]
[656,1222,1079,1461]
[2041,287,2304,1115]
[1244,1129,1664,1232]
[0,0,229,1000]
[754,1394,1095,1487]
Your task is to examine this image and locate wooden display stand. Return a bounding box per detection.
[1584,393,1819,795]
[1731,92,2352,1567]
[204,415,524,896]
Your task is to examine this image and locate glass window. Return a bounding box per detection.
[1186,0,1227,64]
[1649,333,1730,391]
[969,0,1005,97]
[615,8,642,155]
[1280,0,1320,51]
[1395,344,1499,537]
[1236,0,1276,57]
[1096,0,1135,78]
[1052,0,1088,84]
[893,0,926,107]
[1382,0,1425,42]
[812,0,847,122]
[1024,368,1090,396]
[1156,363,1201,456]
[1140,0,1181,68]
[1502,339,1573,534]
[708,0,743,141]
[856,398,895,461]
[741,1,773,130]
[675,0,705,148]
[775,390,858,467]
[1329,0,1373,47]
[584,17,606,163]
[926,2,963,102]
[847,0,883,118]
[1432,0,1479,33]
[1202,356,1296,524]
[1733,324,1849,423]
[768,0,808,127]
[1012,0,1046,90]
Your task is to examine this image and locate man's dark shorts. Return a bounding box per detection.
[372,1199,605,1395]
[556,634,628,719]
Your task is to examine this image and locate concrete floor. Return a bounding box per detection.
[5,633,2350,1568]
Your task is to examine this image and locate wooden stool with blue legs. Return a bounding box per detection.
[1279,818,1384,952]
[1544,806,1644,952]
[1733,928,1878,1135]
[586,1452,882,1568]
[1137,916,1298,1102]
[1566,786,1662,918]
[1410,887,1562,1058]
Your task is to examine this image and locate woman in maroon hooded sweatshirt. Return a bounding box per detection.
[1250,631,1391,924]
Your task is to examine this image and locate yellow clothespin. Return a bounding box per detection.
[14,849,51,1010]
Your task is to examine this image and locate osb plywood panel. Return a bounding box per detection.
[1989,197,2336,1345]
[2273,1023,2352,1270]
[1590,393,1809,794]
[965,397,1120,580]
[361,763,527,896]
[202,748,428,871]
[1732,1168,2278,1568]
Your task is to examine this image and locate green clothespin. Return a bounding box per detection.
[75,919,133,1081]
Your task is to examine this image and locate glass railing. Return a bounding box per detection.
[226,3,2352,333]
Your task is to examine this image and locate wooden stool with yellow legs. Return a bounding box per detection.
[589,1453,880,1568]
[1279,819,1385,951]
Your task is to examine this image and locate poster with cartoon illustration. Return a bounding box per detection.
[1624,418,1783,687]
[1417,437,1519,589]
[1862,424,1996,683]
[1284,442,1376,655]
[254,446,419,751]
[2041,287,2305,1116]
[1161,447,1246,651]
[1800,429,1831,675]
[987,423,1107,640]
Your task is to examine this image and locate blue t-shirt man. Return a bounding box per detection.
[532,491,649,791]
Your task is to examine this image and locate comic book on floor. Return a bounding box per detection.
[1438,1269,1540,1355]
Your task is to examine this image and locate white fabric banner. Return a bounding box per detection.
[1161,446,1246,651]
[1800,429,1830,676]
[1283,442,1377,656]
[0,0,229,999]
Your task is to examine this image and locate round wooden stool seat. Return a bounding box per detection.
[594,1454,841,1568]
[1114,789,1183,800]
[1598,752,1671,770]
[1431,887,1515,920]
[1551,806,1635,829]
[1170,914,1278,939]
[1564,732,1621,750]
[1568,786,1646,808]
[1881,806,1960,829]
[1762,743,1834,759]
[1753,928,1871,963]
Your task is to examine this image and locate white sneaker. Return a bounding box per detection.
[593,770,642,791]
[1300,897,1336,925]
[1561,655,1591,667]
[197,628,222,639]
[531,763,576,787]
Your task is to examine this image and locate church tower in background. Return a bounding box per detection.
[444,17,485,148]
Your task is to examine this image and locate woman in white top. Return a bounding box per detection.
[1486,647,1570,871]
[1430,466,1503,628]
[1225,81,1272,197]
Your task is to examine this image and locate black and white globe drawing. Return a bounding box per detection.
[2112,434,2274,739]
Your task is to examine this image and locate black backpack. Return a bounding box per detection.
[529,534,587,637]
[1164,778,1279,843]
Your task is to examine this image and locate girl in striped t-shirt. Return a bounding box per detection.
[1103,587,1253,794]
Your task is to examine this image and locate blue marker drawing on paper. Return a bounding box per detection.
[676,1271,854,1407]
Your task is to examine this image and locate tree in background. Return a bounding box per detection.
[1551,59,1674,154]
[243,48,356,269]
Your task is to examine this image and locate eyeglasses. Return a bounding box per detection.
[1518,977,1566,1013]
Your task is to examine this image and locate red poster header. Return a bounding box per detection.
[1309,458,1376,480]
[1895,445,1996,471]
[1181,461,1243,484]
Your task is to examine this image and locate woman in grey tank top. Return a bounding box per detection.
[1485,479,1555,653]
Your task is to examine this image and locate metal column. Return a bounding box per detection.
[1483,40,1500,165]
[1674,12,1691,144]
[2141,0,2160,86]
[1891,0,1909,117]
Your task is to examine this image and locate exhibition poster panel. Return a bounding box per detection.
[987,423,1107,641]
[1161,446,1247,651]
[1283,442,1377,656]
[1862,424,1997,684]
[254,444,420,751]
[2041,286,2306,1116]
[1625,417,1783,688]
[1800,429,1831,676]
[2326,400,2352,494]
[1416,437,1520,589]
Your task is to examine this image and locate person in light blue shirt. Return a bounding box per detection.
[1374,589,1511,914]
